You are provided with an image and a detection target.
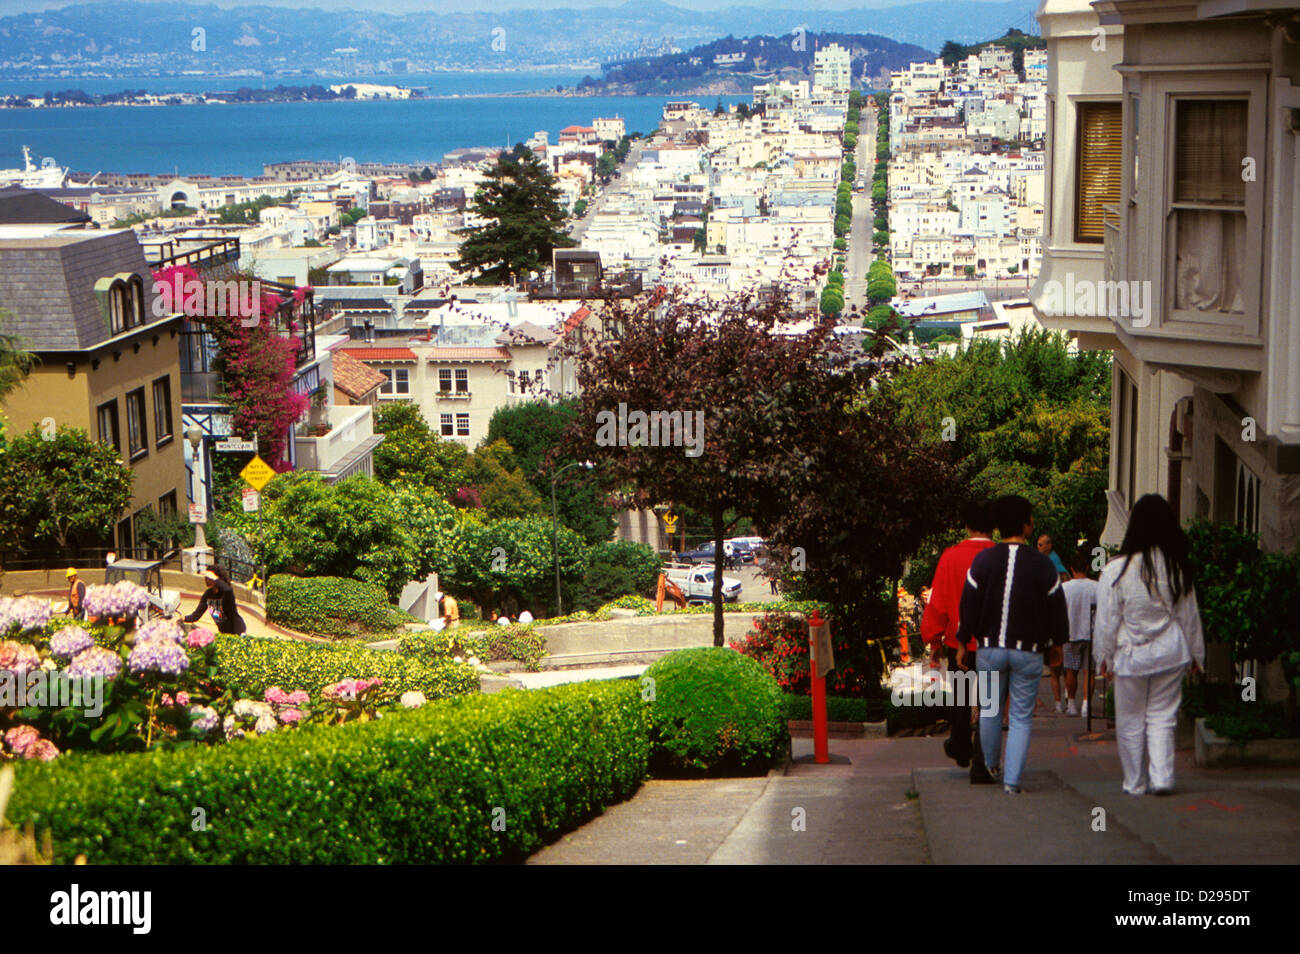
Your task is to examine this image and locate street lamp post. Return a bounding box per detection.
[185,425,207,552]
[551,460,593,616]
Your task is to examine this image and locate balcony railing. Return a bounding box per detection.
[525,272,644,300]
[143,236,241,275]
[1102,204,1121,286]
[293,404,378,478]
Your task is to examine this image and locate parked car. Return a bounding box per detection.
[663,564,743,604]
[677,541,733,564]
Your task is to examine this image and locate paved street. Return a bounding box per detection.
[528,667,1300,864]
[844,104,876,310]
[569,137,650,245]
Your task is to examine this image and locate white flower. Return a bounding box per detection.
[400,690,426,709]
[453,655,463,663]
[40,657,58,671]
[233,698,273,721]
[253,714,278,735]
[467,656,480,666]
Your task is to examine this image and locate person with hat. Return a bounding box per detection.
[184,567,247,635]
[64,568,87,620]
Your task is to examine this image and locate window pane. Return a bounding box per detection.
[456,413,470,436]
[153,377,173,442]
[455,368,468,392]
[395,369,409,393]
[1174,100,1246,206]
[97,401,120,452]
[440,413,454,436]
[126,390,147,455]
[380,369,393,394]
[439,369,452,390]
[1075,103,1122,243]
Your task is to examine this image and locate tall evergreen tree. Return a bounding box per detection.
[453,144,575,285]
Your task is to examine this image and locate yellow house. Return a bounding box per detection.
[0,225,188,551]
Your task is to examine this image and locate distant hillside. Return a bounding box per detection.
[575,31,931,95]
[0,1,1038,76]
[940,28,1046,71]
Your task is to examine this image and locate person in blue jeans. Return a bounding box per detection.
[955,495,1070,793]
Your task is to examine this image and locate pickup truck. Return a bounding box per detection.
[677,540,753,565]
[664,564,743,604]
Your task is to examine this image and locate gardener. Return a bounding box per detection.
[64,567,87,620]
[184,567,248,635]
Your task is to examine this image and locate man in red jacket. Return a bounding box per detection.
[922,500,996,781]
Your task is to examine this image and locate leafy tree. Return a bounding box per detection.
[567,539,662,611]
[820,287,845,317]
[485,399,616,546]
[372,401,468,498]
[223,472,418,600]
[873,329,1112,562]
[573,199,588,217]
[453,144,575,285]
[596,152,618,182]
[455,516,586,615]
[863,304,897,329]
[0,425,133,551]
[461,439,547,520]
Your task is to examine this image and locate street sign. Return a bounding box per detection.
[188,504,207,524]
[239,455,276,491]
[215,437,256,452]
[241,488,261,512]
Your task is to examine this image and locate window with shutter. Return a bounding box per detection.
[1074,102,1122,243]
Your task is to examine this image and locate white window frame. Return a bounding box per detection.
[455,412,470,437]
[439,413,454,437]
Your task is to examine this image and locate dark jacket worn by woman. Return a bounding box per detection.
[185,578,247,634]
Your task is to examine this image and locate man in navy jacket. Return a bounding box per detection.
[955,495,1070,793]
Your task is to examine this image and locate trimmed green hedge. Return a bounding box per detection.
[398,626,547,671]
[644,647,787,775]
[266,574,411,638]
[214,634,479,699]
[780,693,885,723]
[8,681,649,864]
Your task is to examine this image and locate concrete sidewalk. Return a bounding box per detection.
[527,672,1300,865]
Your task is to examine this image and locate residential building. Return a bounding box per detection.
[814,43,853,93]
[0,225,187,552]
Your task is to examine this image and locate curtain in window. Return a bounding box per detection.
[1173,100,1247,315]
[1174,209,1246,313]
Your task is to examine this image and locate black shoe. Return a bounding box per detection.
[943,738,971,768]
[970,765,996,785]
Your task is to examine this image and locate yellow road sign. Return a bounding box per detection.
[240,455,276,492]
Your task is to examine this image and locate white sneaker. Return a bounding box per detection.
[1066,702,1079,717]
[1054,701,1064,714]
[1080,701,1089,719]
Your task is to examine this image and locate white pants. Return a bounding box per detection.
[1113,666,1186,793]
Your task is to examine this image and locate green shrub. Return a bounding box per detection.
[780,693,884,723]
[214,634,479,699]
[567,540,662,612]
[644,647,787,775]
[398,624,548,671]
[266,574,411,638]
[8,681,649,863]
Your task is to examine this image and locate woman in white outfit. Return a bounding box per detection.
[1093,494,1205,796]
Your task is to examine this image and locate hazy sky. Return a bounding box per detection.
[0,0,1015,12]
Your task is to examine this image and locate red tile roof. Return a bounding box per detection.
[563,305,591,335]
[330,351,388,400]
[338,347,418,362]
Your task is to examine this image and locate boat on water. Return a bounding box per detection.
[0,145,68,190]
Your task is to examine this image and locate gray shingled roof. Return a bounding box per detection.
[0,187,92,225]
[0,229,156,351]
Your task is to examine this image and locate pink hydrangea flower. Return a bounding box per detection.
[4,725,41,756]
[26,739,58,761]
[187,628,215,648]
[278,708,304,724]
[265,686,290,705]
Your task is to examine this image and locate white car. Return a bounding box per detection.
[664,564,743,604]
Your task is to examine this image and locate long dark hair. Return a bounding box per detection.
[1114,494,1192,603]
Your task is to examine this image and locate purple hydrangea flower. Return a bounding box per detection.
[82,581,150,619]
[0,640,41,676]
[67,645,122,680]
[135,620,184,645]
[0,596,52,635]
[127,639,190,677]
[49,626,95,660]
[189,705,220,734]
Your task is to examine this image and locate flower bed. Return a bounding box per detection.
[7,680,649,864]
[0,591,478,761]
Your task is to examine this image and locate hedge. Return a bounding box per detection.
[214,634,480,699]
[644,647,787,775]
[8,681,650,864]
[266,574,411,638]
[398,626,547,671]
[780,693,884,723]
